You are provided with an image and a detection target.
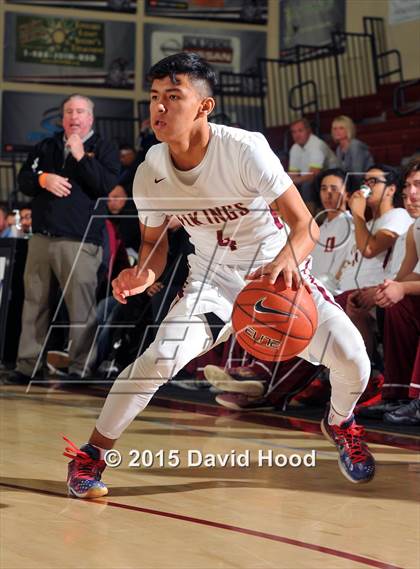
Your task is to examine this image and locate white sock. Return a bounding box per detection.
[328,404,353,426]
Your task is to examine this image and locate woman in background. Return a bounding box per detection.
[332,115,373,175]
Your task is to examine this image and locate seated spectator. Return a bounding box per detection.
[331,115,373,175]
[337,165,412,358]
[369,159,420,424]
[310,168,353,294]
[119,144,137,170]
[137,118,159,161]
[107,138,158,253]
[107,185,140,254]
[384,161,420,281]
[0,205,11,237]
[117,143,142,196]
[288,118,338,211]
[0,207,30,238]
[93,217,192,376]
[19,206,32,236]
[108,185,128,216]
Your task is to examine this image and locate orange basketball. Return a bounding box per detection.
[232,276,318,362]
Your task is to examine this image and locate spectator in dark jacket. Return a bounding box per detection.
[8,94,119,384]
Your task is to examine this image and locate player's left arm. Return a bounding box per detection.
[247,184,318,287]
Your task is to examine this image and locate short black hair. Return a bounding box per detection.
[147,52,217,96]
[402,157,420,181]
[119,143,136,152]
[319,168,347,186]
[367,163,401,189]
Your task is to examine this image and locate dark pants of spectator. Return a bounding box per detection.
[105,285,183,372]
[383,295,420,400]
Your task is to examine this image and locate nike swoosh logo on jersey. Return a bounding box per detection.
[154,177,166,183]
[254,298,298,318]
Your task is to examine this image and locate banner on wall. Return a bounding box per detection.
[6,0,136,13]
[143,23,266,89]
[4,13,135,88]
[280,0,345,52]
[16,15,105,68]
[145,0,267,24]
[1,91,134,147]
[389,0,420,25]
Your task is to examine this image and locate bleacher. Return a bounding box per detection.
[1,15,419,206]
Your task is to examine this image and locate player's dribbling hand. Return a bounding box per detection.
[112,267,153,304]
[246,258,310,291]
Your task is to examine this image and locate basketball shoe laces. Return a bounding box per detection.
[333,423,369,464]
[63,435,104,479]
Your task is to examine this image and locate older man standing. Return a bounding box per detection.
[8,94,119,384]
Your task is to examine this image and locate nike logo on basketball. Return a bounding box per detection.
[254,298,298,318]
[154,177,166,183]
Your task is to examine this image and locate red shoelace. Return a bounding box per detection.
[62,435,90,461]
[333,424,369,463]
[62,435,101,479]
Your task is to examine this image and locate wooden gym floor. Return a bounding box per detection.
[0,383,419,569]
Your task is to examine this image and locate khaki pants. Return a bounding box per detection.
[16,234,102,376]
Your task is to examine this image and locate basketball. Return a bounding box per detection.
[232,276,318,362]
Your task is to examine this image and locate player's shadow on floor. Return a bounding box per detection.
[108,457,419,500]
[128,427,313,440]
[0,458,417,501]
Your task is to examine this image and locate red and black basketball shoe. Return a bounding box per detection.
[321,407,375,484]
[63,436,108,498]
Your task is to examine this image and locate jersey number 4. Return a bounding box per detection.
[217,229,237,251]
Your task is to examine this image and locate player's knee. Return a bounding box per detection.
[127,341,180,385]
[329,324,370,383]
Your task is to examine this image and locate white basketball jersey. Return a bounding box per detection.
[310,212,354,292]
[339,207,413,290]
[133,123,293,266]
[385,223,413,279]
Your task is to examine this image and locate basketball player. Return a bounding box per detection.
[65,53,374,497]
[310,168,353,294]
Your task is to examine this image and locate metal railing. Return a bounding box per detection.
[0,145,29,206]
[259,44,340,128]
[137,100,150,125]
[363,16,403,86]
[288,80,320,133]
[376,49,403,85]
[258,28,381,128]
[0,163,18,206]
[393,79,420,116]
[218,72,265,131]
[95,116,139,147]
[331,31,377,99]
